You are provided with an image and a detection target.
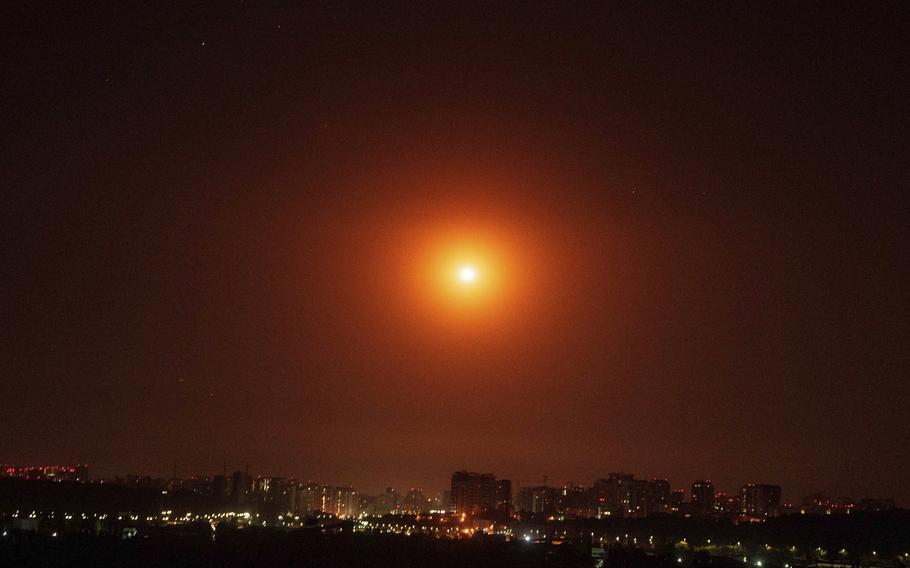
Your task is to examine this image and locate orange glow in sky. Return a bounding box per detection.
[402,220,529,328]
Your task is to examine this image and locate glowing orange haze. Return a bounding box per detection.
[412,227,523,321]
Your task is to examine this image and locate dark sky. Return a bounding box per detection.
[2,4,908,503]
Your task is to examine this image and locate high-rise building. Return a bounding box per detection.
[713,492,739,514]
[401,488,431,514]
[495,479,513,512]
[517,485,558,514]
[558,483,595,518]
[330,486,357,517]
[288,483,305,515]
[295,482,322,514]
[645,478,671,515]
[741,484,781,517]
[627,479,648,517]
[377,487,400,514]
[670,488,686,511]
[252,477,298,512]
[212,475,227,499]
[593,473,636,517]
[297,484,358,517]
[691,480,715,515]
[450,471,496,516]
[230,470,251,504]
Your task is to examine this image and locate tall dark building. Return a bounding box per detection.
[212,475,227,499]
[401,488,431,514]
[450,471,496,516]
[691,480,715,515]
[713,492,739,514]
[645,478,671,515]
[230,470,250,504]
[558,483,595,518]
[495,479,512,512]
[593,473,635,517]
[626,479,647,517]
[517,485,558,514]
[252,476,292,511]
[741,484,781,517]
[670,489,686,511]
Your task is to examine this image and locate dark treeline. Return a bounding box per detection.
[1,530,592,568]
[550,512,910,557]
[0,478,223,515]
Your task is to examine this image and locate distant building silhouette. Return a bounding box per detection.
[1,464,89,482]
[231,470,251,504]
[645,478,671,515]
[212,475,227,499]
[691,480,715,516]
[713,491,740,514]
[401,488,431,514]
[741,483,781,517]
[558,482,594,518]
[518,485,558,514]
[593,473,643,517]
[495,479,513,512]
[859,497,895,512]
[670,488,686,512]
[450,471,497,516]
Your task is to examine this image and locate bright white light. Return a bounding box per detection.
[524,535,531,542]
[458,266,477,282]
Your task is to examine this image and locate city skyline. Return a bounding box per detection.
[2,463,900,512]
[4,464,907,566]
[7,454,903,509]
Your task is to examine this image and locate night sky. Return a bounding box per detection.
[2,4,908,503]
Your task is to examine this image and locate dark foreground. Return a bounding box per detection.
[1,530,595,568]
